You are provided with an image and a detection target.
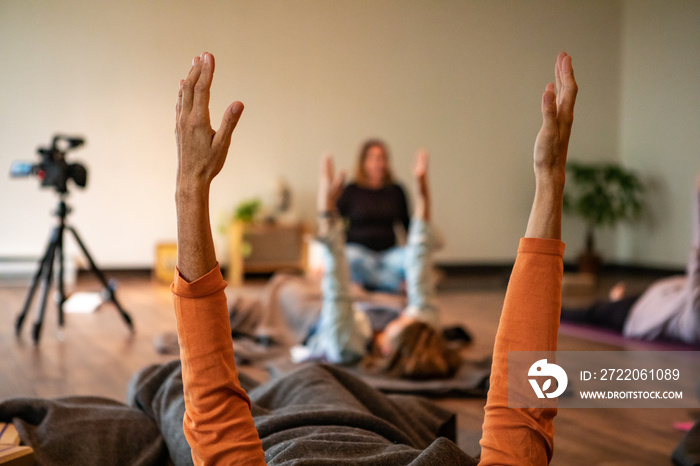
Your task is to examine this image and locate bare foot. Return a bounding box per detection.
[413,149,429,198]
[609,281,626,301]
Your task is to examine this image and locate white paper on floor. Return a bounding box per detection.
[64,292,103,313]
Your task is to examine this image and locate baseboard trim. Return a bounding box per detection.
[435,262,513,276]
[76,268,153,280]
[435,261,684,277]
[72,262,686,281]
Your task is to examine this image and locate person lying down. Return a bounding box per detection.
[170,50,578,465]
[561,174,700,345]
[296,150,461,379]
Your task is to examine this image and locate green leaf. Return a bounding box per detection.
[564,162,645,229]
[233,198,262,223]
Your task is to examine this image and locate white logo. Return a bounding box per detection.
[528,359,568,399]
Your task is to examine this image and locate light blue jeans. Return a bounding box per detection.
[305,217,437,364]
[345,243,406,292]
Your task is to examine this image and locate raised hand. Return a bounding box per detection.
[413,149,431,221]
[533,52,578,184]
[413,149,429,197]
[175,52,244,193]
[175,52,244,282]
[525,52,578,240]
[317,153,346,214]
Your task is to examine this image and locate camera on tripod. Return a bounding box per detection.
[10,135,88,194]
[10,134,133,344]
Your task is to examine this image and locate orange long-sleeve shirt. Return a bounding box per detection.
[172,237,564,465]
[479,238,564,465]
[172,268,266,465]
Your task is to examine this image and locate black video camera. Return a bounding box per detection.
[10,135,88,194]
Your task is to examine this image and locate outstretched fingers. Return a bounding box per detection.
[412,149,431,220]
[414,149,428,179]
[321,153,334,182]
[212,101,244,155]
[175,79,184,134]
[534,53,578,174]
[555,53,577,126]
[318,153,345,212]
[540,82,557,136]
[175,51,245,186]
[323,153,345,187]
[525,53,579,239]
[192,52,215,119]
[554,53,563,104]
[180,55,203,118]
[318,153,334,212]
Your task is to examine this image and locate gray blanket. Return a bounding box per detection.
[0,360,478,465]
[156,273,490,398]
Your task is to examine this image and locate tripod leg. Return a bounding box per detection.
[16,227,60,337]
[67,226,134,332]
[56,229,66,330]
[32,239,58,344]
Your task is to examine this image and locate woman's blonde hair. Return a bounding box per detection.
[377,321,461,380]
[355,139,394,187]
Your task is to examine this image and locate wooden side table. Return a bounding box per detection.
[227,220,308,286]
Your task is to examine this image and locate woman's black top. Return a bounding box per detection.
[337,182,410,252]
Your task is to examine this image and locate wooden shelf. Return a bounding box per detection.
[227,220,308,286]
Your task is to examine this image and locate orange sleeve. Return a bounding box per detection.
[172,265,266,465]
[479,238,564,465]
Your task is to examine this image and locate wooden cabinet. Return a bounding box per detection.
[227,220,308,286]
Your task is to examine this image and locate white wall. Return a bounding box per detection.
[0,1,630,268]
[617,0,700,268]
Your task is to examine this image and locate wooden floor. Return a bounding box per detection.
[0,269,696,465]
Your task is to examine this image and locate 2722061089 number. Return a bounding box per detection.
[597,368,680,381]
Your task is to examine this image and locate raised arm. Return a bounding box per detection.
[173,52,266,465]
[525,52,577,240]
[403,150,439,326]
[175,53,243,281]
[479,52,578,465]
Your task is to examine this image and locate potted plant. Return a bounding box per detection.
[233,198,262,224]
[227,198,262,286]
[563,162,644,274]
